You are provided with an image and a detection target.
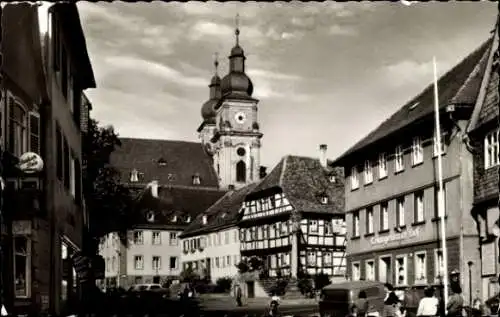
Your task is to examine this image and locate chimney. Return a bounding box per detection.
[202,215,208,225]
[149,180,159,198]
[259,166,267,179]
[319,144,328,168]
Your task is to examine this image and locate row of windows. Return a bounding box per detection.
[350,134,446,190]
[484,128,499,169]
[352,186,446,237]
[182,231,239,253]
[351,248,445,286]
[186,254,241,270]
[133,255,178,271]
[133,231,178,246]
[55,123,82,204]
[240,221,292,242]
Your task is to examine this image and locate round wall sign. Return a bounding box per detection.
[18,152,44,173]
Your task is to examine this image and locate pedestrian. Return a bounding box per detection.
[404,287,420,317]
[356,290,370,317]
[262,300,281,317]
[383,283,401,317]
[416,287,439,317]
[446,283,464,317]
[235,283,243,307]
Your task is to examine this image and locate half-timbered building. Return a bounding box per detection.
[238,146,346,279]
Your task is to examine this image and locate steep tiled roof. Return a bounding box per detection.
[249,155,345,215]
[180,182,259,238]
[131,184,226,230]
[468,19,499,132]
[110,138,220,188]
[334,37,494,164]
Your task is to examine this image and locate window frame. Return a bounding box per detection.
[378,153,388,179]
[414,191,425,224]
[169,232,178,246]
[394,145,404,173]
[434,186,447,218]
[7,95,28,157]
[395,254,408,286]
[484,128,500,169]
[365,259,375,281]
[434,249,445,284]
[412,136,423,166]
[352,211,360,238]
[350,166,359,190]
[28,111,41,155]
[380,202,389,232]
[414,251,427,284]
[351,261,361,281]
[13,235,31,298]
[364,160,373,185]
[134,255,144,270]
[133,231,144,245]
[433,131,447,158]
[396,197,405,228]
[366,207,374,234]
[152,231,162,245]
[152,256,161,271]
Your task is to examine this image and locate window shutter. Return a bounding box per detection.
[75,159,82,205]
[7,97,15,154]
[63,138,70,189]
[51,14,60,71]
[29,112,41,154]
[56,124,63,180]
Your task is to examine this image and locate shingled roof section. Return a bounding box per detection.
[110,138,220,188]
[180,182,260,238]
[333,37,493,165]
[248,155,345,215]
[131,184,226,231]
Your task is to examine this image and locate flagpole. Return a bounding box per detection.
[433,56,449,313]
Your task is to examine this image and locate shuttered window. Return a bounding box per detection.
[75,159,82,205]
[8,97,27,157]
[29,112,40,154]
[63,138,70,189]
[51,13,60,71]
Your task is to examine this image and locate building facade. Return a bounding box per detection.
[180,184,258,283]
[333,37,493,304]
[467,17,500,303]
[239,149,346,280]
[0,3,95,315]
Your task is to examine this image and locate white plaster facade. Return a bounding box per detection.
[181,227,241,283]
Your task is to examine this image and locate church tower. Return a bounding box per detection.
[199,15,263,190]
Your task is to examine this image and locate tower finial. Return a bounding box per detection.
[235,13,240,45]
[214,52,219,75]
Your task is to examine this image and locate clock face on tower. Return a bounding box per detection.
[235,112,247,124]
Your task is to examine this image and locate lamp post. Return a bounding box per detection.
[468,261,473,307]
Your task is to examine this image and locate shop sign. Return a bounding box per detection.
[370,227,421,246]
[17,152,44,173]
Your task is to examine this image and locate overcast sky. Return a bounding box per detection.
[70,1,496,168]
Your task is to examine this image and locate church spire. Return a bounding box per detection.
[214,52,219,76]
[235,13,240,46]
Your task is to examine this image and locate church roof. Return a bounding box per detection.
[180,182,259,238]
[247,155,345,215]
[110,138,220,188]
[333,36,493,165]
[131,184,226,231]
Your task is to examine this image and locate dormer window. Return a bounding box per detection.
[130,169,139,182]
[329,175,336,183]
[202,215,208,225]
[158,158,167,167]
[320,196,329,205]
[146,211,155,222]
[192,174,201,185]
[172,215,177,222]
[221,213,227,219]
[186,216,191,223]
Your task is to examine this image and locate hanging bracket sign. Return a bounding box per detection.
[17,152,44,173]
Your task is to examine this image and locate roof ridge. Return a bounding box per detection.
[278,155,289,186]
[119,137,202,145]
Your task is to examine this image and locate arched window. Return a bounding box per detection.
[236,160,246,183]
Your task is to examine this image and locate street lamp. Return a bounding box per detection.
[468,261,473,307]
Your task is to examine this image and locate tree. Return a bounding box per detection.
[82,118,134,253]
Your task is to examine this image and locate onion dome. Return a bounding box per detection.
[201,53,222,123]
[220,15,254,98]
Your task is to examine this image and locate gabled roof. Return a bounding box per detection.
[333,37,494,165]
[248,155,345,215]
[468,17,500,133]
[180,182,259,238]
[110,138,220,188]
[51,3,96,89]
[131,184,226,230]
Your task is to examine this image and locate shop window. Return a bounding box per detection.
[14,236,30,298]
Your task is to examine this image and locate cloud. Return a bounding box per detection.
[381,59,452,88]
[104,55,207,87]
[328,25,357,36]
[247,69,302,81]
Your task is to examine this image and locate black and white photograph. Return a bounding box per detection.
[0,1,498,317]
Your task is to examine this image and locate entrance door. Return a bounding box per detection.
[379,256,392,283]
[247,281,255,298]
[153,276,160,284]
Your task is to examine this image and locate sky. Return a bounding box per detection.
[40,1,497,169]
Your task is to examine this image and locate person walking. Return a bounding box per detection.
[262,300,281,317]
[446,283,464,317]
[384,283,401,317]
[416,287,439,317]
[235,283,243,307]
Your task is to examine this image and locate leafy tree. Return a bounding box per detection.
[314,272,331,290]
[180,267,200,283]
[82,118,134,253]
[215,277,233,293]
[248,256,264,272]
[236,260,250,274]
